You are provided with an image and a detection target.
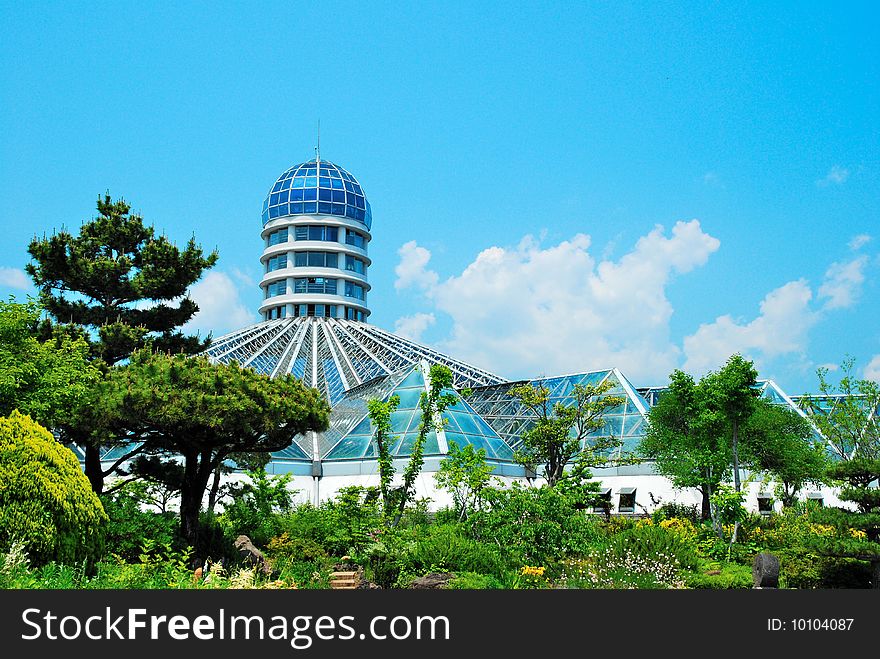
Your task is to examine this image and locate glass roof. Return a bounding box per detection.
[465,369,651,459]
[321,363,516,462]
[262,159,372,230]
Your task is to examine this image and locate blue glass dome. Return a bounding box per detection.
[262,159,372,230]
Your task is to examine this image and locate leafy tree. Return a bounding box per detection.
[701,354,760,493]
[367,363,458,527]
[508,379,627,487]
[25,194,218,493]
[640,370,728,521]
[434,441,496,521]
[0,411,107,566]
[799,358,880,585]
[0,299,99,428]
[743,400,828,507]
[97,349,329,551]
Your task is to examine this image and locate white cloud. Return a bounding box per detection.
[848,234,871,251]
[393,312,436,342]
[865,356,880,383]
[394,240,438,291]
[182,271,255,336]
[682,280,818,376]
[817,165,849,187]
[395,220,720,383]
[0,267,32,291]
[702,172,724,189]
[818,256,867,310]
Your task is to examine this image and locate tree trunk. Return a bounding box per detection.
[700,486,711,521]
[207,464,222,514]
[179,450,214,554]
[84,443,104,495]
[732,419,741,492]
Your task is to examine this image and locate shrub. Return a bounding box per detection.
[683,561,753,589]
[652,502,700,525]
[467,483,602,565]
[605,519,700,571]
[219,470,295,547]
[403,524,504,577]
[101,487,178,562]
[446,571,504,589]
[0,412,107,566]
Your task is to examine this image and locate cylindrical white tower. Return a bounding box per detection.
[259,157,372,322]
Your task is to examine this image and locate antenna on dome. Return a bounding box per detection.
[315,120,321,162]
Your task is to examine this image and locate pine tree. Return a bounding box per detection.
[26,194,218,493]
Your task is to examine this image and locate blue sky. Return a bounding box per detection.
[1,2,877,394]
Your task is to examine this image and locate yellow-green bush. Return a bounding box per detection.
[0,411,107,566]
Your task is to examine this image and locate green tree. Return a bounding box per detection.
[743,400,828,507]
[26,194,218,493]
[800,358,880,586]
[0,299,99,428]
[367,363,458,526]
[0,411,108,566]
[639,370,731,521]
[508,379,627,487]
[97,349,329,551]
[434,441,496,521]
[702,354,760,493]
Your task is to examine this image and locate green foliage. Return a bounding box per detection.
[683,561,753,589]
[403,524,505,576]
[99,348,329,549]
[603,520,700,571]
[467,483,602,566]
[743,400,827,506]
[0,411,107,567]
[219,470,295,547]
[367,364,458,527]
[434,441,495,521]
[446,571,504,589]
[100,485,178,561]
[26,194,219,366]
[509,379,626,486]
[266,533,332,589]
[0,300,99,429]
[26,195,220,494]
[639,369,731,519]
[652,501,701,525]
[319,486,384,556]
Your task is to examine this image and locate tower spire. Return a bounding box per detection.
[315,120,321,162]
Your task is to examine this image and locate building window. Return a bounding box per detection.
[265,305,286,320]
[266,254,287,272]
[266,228,288,246]
[345,307,364,321]
[294,277,337,295]
[344,281,365,300]
[345,231,366,249]
[293,251,338,268]
[264,280,286,298]
[294,225,339,242]
[757,493,773,515]
[345,254,366,275]
[618,487,636,514]
[593,488,612,514]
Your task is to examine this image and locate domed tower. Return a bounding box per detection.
[259,157,372,322]
[205,154,504,406]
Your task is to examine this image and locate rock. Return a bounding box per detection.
[753,552,780,589]
[409,572,455,589]
[234,535,272,575]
